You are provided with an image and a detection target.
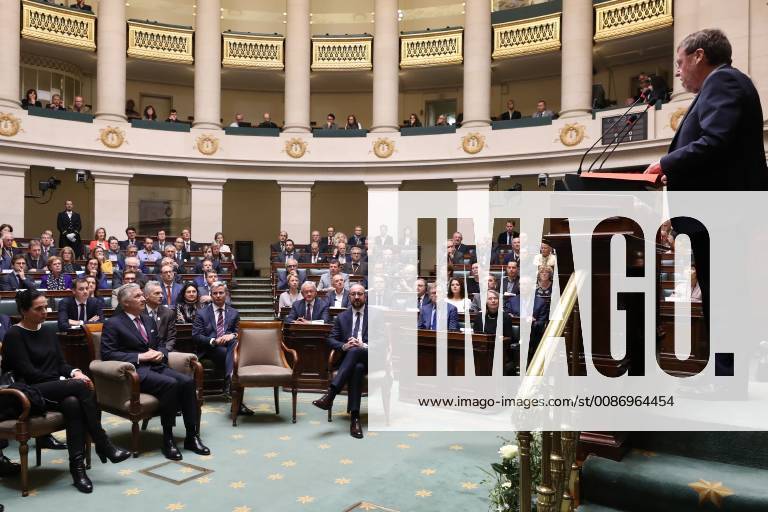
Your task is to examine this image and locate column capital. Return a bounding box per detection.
[0,162,29,178]
[364,180,402,190]
[453,177,493,190]
[0,0,21,109]
[277,181,314,192]
[188,177,227,190]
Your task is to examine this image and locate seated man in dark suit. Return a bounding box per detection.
[270,230,288,254]
[194,257,222,275]
[101,283,209,460]
[273,239,298,263]
[301,241,324,264]
[191,282,252,415]
[499,99,522,121]
[119,226,138,251]
[497,220,519,246]
[0,255,37,291]
[312,283,368,438]
[57,277,104,331]
[24,240,46,271]
[327,274,350,309]
[112,256,148,289]
[418,284,459,331]
[276,259,306,291]
[343,246,368,276]
[257,112,279,129]
[144,281,177,352]
[159,265,183,307]
[285,282,330,324]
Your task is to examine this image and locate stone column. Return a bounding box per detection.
[670,0,698,101]
[92,172,133,237]
[283,0,311,133]
[278,181,314,244]
[366,181,402,248]
[189,178,226,242]
[95,0,127,121]
[193,0,222,129]
[748,0,768,120]
[461,0,492,128]
[453,177,493,244]
[370,0,400,132]
[0,0,20,109]
[0,164,28,236]
[559,0,593,118]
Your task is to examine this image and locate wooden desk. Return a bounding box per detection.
[281,322,333,392]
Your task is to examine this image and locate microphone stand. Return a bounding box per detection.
[592,100,657,172]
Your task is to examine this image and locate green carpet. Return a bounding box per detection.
[1,390,502,511]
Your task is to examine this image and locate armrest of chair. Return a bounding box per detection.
[0,387,31,422]
[89,360,137,412]
[327,349,343,371]
[281,342,299,375]
[168,352,204,397]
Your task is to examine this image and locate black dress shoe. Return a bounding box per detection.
[350,416,363,439]
[183,435,210,456]
[37,434,67,450]
[161,437,183,461]
[95,439,131,464]
[0,455,20,477]
[312,392,335,411]
[69,456,93,494]
[238,404,254,416]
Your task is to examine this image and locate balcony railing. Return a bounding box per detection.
[400,27,463,68]
[311,34,373,71]
[493,12,561,59]
[594,0,673,42]
[127,19,194,64]
[21,0,96,51]
[222,31,284,70]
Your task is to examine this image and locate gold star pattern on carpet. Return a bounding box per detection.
[339,458,353,465]
[268,473,284,481]
[279,435,292,441]
[318,443,331,450]
[231,434,244,440]
[309,420,321,425]
[688,479,735,507]
[368,432,380,437]
[396,444,411,449]
[118,469,134,476]
[123,488,142,496]
[461,482,479,490]
[415,489,432,498]
[50,458,65,465]
[27,489,38,497]
[335,477,351,485]
[358,504,377,511]
[297,496,315,504]
[635,449,657,457]
[234,449,249,456]
[179,467,195,474]
[229,481,246,489]
[166,503,185,511]
[449,444,464,451]
[196,476,211,484]
[282,460,297,467]
[264,451,279,458]
[407,433,420,438]
[420,468,437,476]
[198,455,214,461]
[233,507,251,512]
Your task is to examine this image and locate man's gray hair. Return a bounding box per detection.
[286,258,298,267]
[211,281,228,291]
[679,28,732,66]
[301,281,317,291]
[144,280,161,294]
[117,283,140,306]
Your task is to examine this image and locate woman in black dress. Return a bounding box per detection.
[1,290,130,493]
[175,283,201,324]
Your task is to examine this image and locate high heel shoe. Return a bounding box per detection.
[95,439,131,464]
[70,455,93,494]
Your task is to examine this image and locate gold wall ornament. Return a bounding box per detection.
[559,123,587,147]
[195,134,220,156]
[98,126,126,149]
[669,107,687,132]
[127,20,194,64]
[311,35,373,71]
[492,12,561,60]
[594,0,673,42]
[0,113,22,137]
[372,138,395,159]
[400,27,463,68]
[21,0,96,51]
[461,133,486,154]
[222,32,284,70]
[284,138,308,159]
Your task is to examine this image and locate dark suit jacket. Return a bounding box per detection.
[276,269,306,290]
[326,290,351,309]
[40,246,58,260]
[111,269,148,289]
[160,282,184,307]
[191,303,240,355]
[0,314,10,342]
[101,311,168,375]
[119,238,139,250]
[270,241,286,253]
[149,306,177,352]
[342,261,368,276]
[285,298,330,324]
[661,65,768,192]
[0,273,37,291]
[502,276,520,296]
[57,296,104,331]
[25,254,46,271]
[348,235,366,247]
[499,110,521,120]
[418,302,459,331]
[273,251,299,263]
[496,231,519,245]
[327,307,368,351]
[505,294,550,321]
[472,310,514,338]
[57,211,82,240]
[301,252,325,264]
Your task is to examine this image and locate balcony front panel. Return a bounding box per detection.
[21,0,96,51]
[492,12,561,60]
[222,31,285,70]
[127,20,194,64]
[311,35,373,71]
[594,0,673,42]
[400,28,463,68]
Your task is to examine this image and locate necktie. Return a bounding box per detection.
[507,234,511,244]
[216,308,225,337]
[166,285,172,305]
[305,302,313,320]
[78,303,85,322]
[353,312,362,340]
[418,296,422,309]
[352,264,359,274]
[430,309,437,330]
[134,317,149,344]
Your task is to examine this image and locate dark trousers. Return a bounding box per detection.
[139,367,197,433]
[198,341,235,376]
[32,379,106,460]
[331,347,367,413]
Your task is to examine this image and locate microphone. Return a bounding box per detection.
[577,90,649,175]
[593,100,658,172]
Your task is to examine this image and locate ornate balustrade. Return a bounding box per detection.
[311,34,373,71]
[399,27,463,68]
[594,0,673,42]
[492,12,561,59]
[222,31,284,70]
[127,19,194,64]
[21,0,96,51]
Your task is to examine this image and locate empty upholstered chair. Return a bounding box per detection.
[230,321,298,426]
[84,324,203,457]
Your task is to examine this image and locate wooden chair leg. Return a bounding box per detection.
[19,440,29,497]
[274,386,280,415]
[35,439,42,467]
[141,418,150,431]
[327,404,333,422]
[291,386,297,424]
[131,421,140,457]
